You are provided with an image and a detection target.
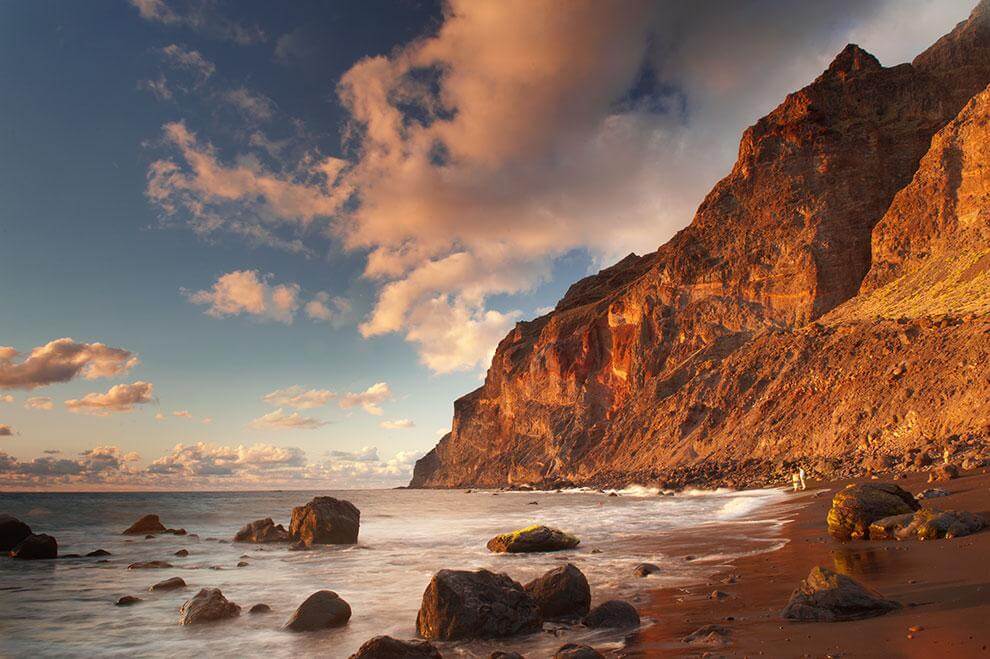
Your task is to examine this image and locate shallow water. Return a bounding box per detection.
[0,486,792,657]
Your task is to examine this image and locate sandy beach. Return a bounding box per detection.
[627,469,990,657]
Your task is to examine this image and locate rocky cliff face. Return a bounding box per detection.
[411,3,990,489]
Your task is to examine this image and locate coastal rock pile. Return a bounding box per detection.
[348,636,442,659]
[149,577,186,591]
[289,497,360,546]
[486,525,579,553]
[234,518,289,543]
[178,588,241,625]
[826,483,920,540]
[869,509,986,540]
[781,566,900,622]
[0,514,31,550]
[416,569,541,640]
[10,533,57,560]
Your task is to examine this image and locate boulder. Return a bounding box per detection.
[781,566,900,621]
[116,596,141,606]
[916,488,950,499]
[633,563,661,577]
[0,514,32,550]
[348,636,442,659]
[486,525,579,553]
[929,464,960,482]
[234,518,289,543]
[150,577,186,592]
[683,624,732,647]
[122,514,166,535]
[826,483,920,539]
[553,644,603,659]
[489,653,524,659]
[283,590,352,632]
[582,600,640,629]
[870,509,985,540]
[524,563,590,621]
[86,549,111,557]
[416,569,541,640]
[10,533,57,559]
[174,549,189,557]
[128,561,173,569]
[249,603,271,614]
[289,497,360,546]
[178,588,241,625]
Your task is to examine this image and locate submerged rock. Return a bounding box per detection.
[554,643,603,659]
[150,577,186,592]
[633,563,661,577]
[10,533,57,560]
[0,514,32,551]
[524,563,590,621]
[289,497,360,546]
[174,549,189,557]
[348,635,442,659]
[116,596,142,606]
[416,569,541,640]
[122,514,166,535]
[826,483,920,540]
[248,603,271,614]
[781,566,900,622]
[870,509,986,540]
[486,525,579,553]
[582,600,640,629]
[283,590,352,632]
[128,561,173,569]
[86,549,112,557]
[179,588,241,625]
[234,518,289,543]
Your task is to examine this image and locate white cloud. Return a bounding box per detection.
[248,408,328,430]
[327,446,379,462]
[24,397,54,411]
[155,412,166,421]
[339,382,391,416]
[184,270,300,323]
[172,410,193,419]
[0,338,138,390]
[262,385,335,409]
[0,395,13,404]
[147,442,305,476]
[379,418,414,430]
[65,381,155,416]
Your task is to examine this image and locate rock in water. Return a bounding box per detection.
[116,596,141,606]
[0,514,32,551]
[524,563,590,621]
[234,518,289,543]
[86,549,111,557]
[128,561,173,569]
[781,566,900,621]
[486,525,579,553]
[416,569,542,640]
[870,509,986,540]
[826,483,920,539]
[582,600,640,629]
[683,624,733,647]
[178,588,241,625]
[916,488,950,499]
[283,590,352,632]
[150,577,186,591]
[122,514,167,535]
[348,636,442,659]
[553,644,603,659]
[10,533,57,560]
[248,603,271,614]
[288,497,360,546]
[633,563,661,577]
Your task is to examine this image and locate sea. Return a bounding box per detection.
[0,486,796,657]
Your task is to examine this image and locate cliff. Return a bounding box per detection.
[411,2,990,489]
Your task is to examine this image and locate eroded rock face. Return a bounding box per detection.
[178,588,241,625]
[10,533,57,560]
[283,590,351,632]
[0,514,32,551]
[486,526,579,553]
[524,563,590,621]
[348,636,442,659]
[826,483,920,540]
[289,497,360,546]
[234,518,289,543]
[416,569,541,641]
[781,566,899,621]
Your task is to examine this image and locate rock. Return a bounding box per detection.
[178,588,241,625]
[582,600,640,629]
[914,452,934,468]
[116,596,142,606]
[683,624,732,647]
[524,563,590,621]
[61,554,81,558]
[288,497,360,546]
[486,525,579,553]
[826,483,920,540]
[708,590,730,600]
[633,563,661,577]
[128,561,173,569]
[416,569,541,640]
[283,590,352,632]
[86,549,111,557]
[10,533,57,559]
[916,488,950,499]
[781,566,900,621]
[144,534,155,540]
[929,464,960,482]
[489,653,524,659]
[174,549,189,557]
[870,509,986,540]
[248,603,271,614]
[553,644,603,659]
[234,518,289,543]
[122,514,167,535]
[0,514,32,550]
[237,561,249,567]
[150,577,186,591]
[348,636,442,659]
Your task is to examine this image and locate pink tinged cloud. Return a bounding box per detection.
[338,382,391,416]
[24,396,54,411]
[183,269,300,324]
[379,419,414,430]
[0,395,13,404]
[248,408,328,430]
[0,338,138,390]
[0,424,13,437]
[262,386,335,410]
[64,382,155,416]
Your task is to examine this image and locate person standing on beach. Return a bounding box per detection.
[798,467,807,490]
[792,472,801,492]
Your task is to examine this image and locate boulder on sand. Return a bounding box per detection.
[0,514,32,550]
[289,497,360,546]
[582,600,639,629]
[416,569,542,640]
[870,508,986,540]
[826,483,920,540]
[781,566,900,622]
[283,590,352,632]
[150,577,186,591]
[554,643,603,659]
[179,588,241,625]
[10,533,57,560]
[348,635,442,659]
[122,514,185,536]
[486,525,579,553]
[524,563,590,621]
[929,463,960,482]
[234,518,289,543]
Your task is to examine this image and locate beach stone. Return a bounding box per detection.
[916,488,950,499]
[289,497,360,546]
[708,590,730,600]
[150,577,186,592]
[683,624,732,647]
[116,596,141,606]
[237,561,249,567]
[348,635,442,658]
[122,514,167,535]
[553,643,603,659]
[174,549,189,557]
[486,525,579,553]
[10,533,57,560]
[524,563,590,621]
[179,588,241,625]
[248,603,271,614]
[86,549,111,557]
[929,464,960,482]
[61,553,81,558]
[582,600,640,629]
[0,514,32,550]
[633,563,661,577]
[870,509,986,540]
[234,518,289,543]
[416,568,541,640]
[781,566,900,622]
[826,483,920,540]
[283,590,352,632]
[128,561,173,569]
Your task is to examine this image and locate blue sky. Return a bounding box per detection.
[0,0,975,489]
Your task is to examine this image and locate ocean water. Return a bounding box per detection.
[0,486,793,657]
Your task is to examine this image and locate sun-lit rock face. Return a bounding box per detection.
[411,2,990,488]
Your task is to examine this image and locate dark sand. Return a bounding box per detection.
[625,470,990,657]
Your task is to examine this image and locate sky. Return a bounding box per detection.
[0,0,976,490]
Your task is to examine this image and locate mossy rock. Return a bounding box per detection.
[486,525,580,553]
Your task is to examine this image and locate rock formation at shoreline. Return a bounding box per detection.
[412,2,990,489]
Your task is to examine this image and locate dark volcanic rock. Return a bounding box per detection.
[86,549,111,557]
[489,653,524,659]
[524,563,590,621]
[248,603,271,614]
[116,596,142,606]
[0,514,32,551]
[289,497,360,546]
[781,566,900,621]
[486,525,579,553]
[150,577,186,592]
[174,549,189,557]
[122,514,167,535]
[633,563,661,577]
[826,483,920,539]
[128,561,173,570]
[582,600,640,629]
[234,518,289,543]
[283,590,352,632]
[416,569,541,641]
[178,588,241,625]
[10,533,57,560]
[348,635,442,659]
[553,644,603,659]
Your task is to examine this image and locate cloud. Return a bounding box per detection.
[0,395,13,403]
[147,441,305,476]
[304,292,352,327]
[201,417,212,424]
[0,338,138,390]
[155,412,166,421]
[0,446,140,482]
[160,43,215,83]
[184,270,300,323]
[274,29,315,65]
[222,87,276,123]
[65,382,155,416]
[339,382,391,416]
[25,397,54,411]
[0,425,13,437]
[172,410,192,418]
[327,446,379,462]
[138,74,173,100]
[379,419,414,430]
[129,0,265,45]
[248,408,328,430]
[262,386,335,409]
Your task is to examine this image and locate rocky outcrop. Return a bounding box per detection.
[283,590,352,632]
[234,518,289,543]
[178,588,241,625]
[486,525,579,553]
[0,514,31,551]
[524,563,590,621]
[582,600,640,629]
[411,2,990,489]
[416,569,541,640]
[122,514,184,536]
[869,508,986,540]
[10,533,57,560]
[781,566,900,621]
[826,483,920,540]
[349,636,442,659]
[289,497,360,546]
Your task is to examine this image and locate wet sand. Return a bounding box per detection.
[626,469,990,657]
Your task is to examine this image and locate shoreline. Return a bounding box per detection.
[626,469,990,657]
